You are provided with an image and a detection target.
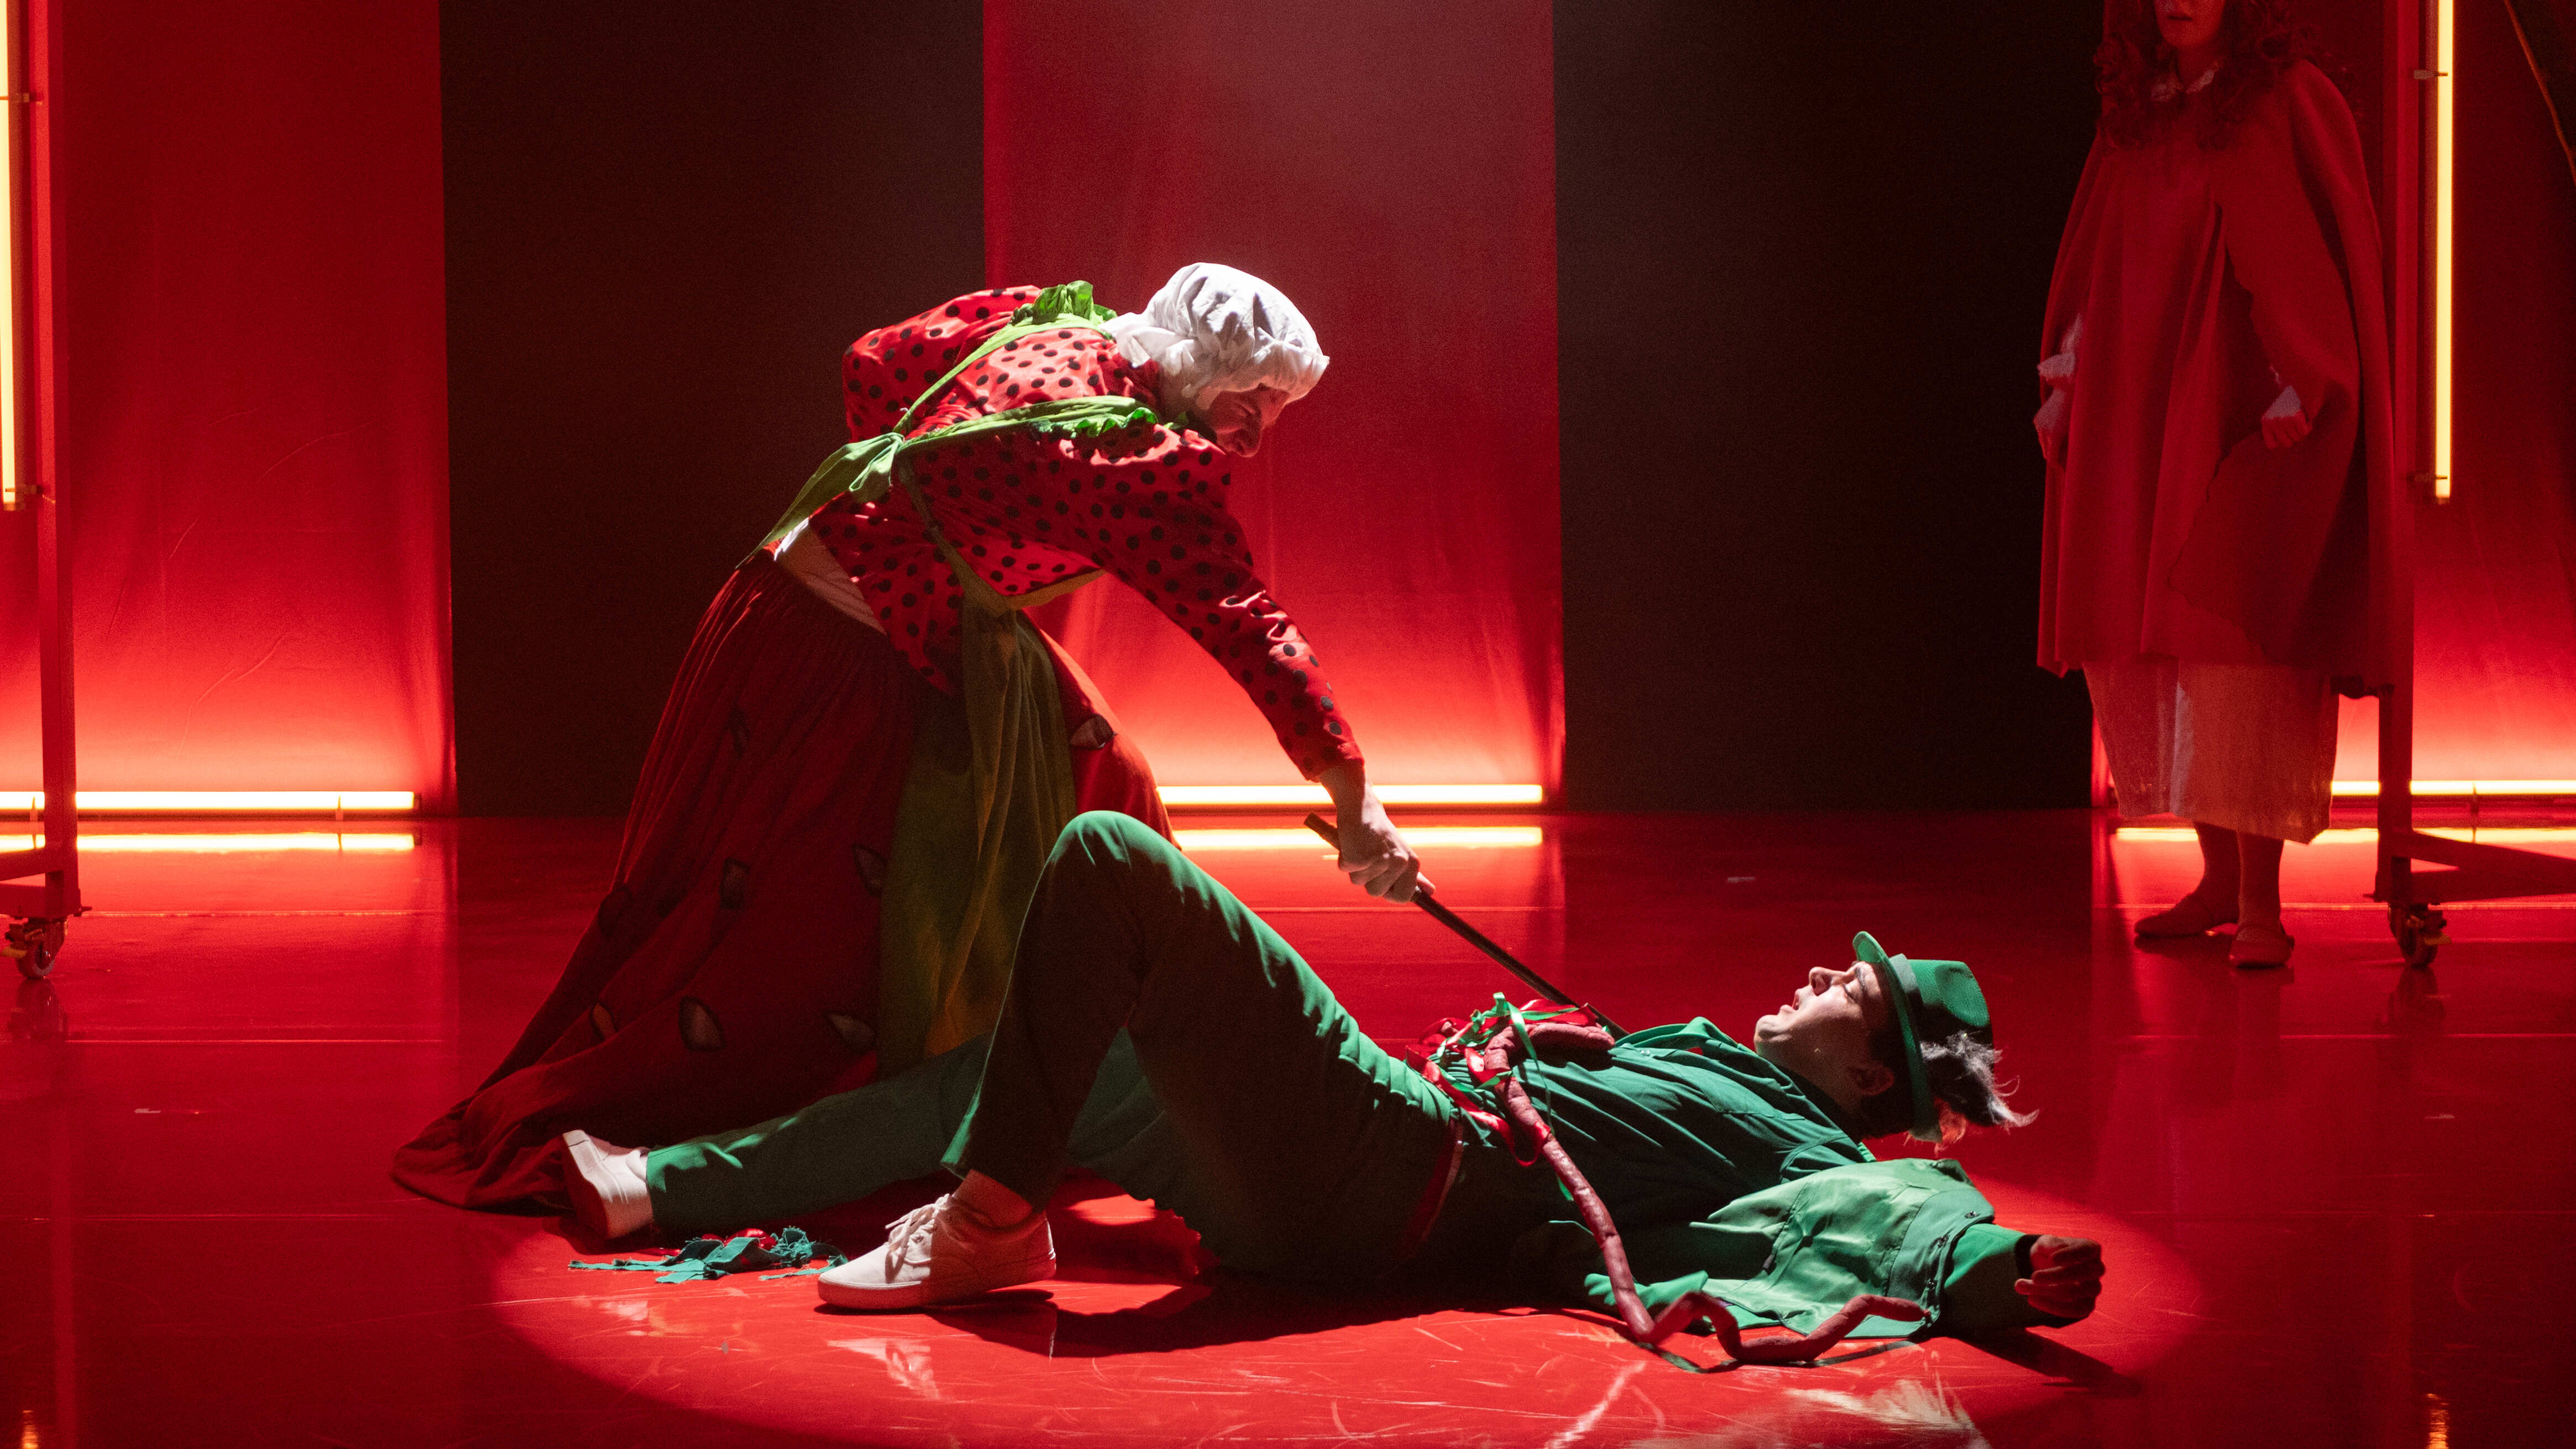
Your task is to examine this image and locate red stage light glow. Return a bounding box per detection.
[983,0,1562,797]
[0,0,451,810]
[1159,784,1544,809]
[486,1178,2195,1444]
[0,791,416,813]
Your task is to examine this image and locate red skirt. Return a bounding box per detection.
[393,557,1167,1210]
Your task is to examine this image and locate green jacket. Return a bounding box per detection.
[1459,1019,2062,1336]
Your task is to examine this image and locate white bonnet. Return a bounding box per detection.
[1102,263,1329,405]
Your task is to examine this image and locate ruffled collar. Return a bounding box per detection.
[2151,62,2221,102]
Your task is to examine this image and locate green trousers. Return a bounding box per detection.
[650,812,1479,1280]
[645,1028,1160,1235]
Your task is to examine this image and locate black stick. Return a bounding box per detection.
[1301,812,1626,1038]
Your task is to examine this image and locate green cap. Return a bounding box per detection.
[1852,931,1993,1142]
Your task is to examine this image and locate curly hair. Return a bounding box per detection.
[2094,0,2346,148]
[1855,1026,2038,1144]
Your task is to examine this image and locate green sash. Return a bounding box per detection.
[752,283,1155,558]
[758,284,1162,1074]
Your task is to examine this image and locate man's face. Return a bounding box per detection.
[1196,384,1291,456]
[1753,960,1898,1102]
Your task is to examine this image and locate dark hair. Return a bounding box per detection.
[1854,1022,2037,1143]
[2094,0,2345,149]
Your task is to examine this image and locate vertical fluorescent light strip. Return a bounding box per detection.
[0,0,17,514]
[2433,0,2454,501]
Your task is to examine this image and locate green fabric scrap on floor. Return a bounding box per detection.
[569,1225,846,1284]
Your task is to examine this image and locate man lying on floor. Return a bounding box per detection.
[562,812,2104,1342]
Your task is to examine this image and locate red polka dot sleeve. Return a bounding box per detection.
[840,286,1036,438]
[813,288,1364,781]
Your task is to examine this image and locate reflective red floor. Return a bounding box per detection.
[6,811,2573,1446]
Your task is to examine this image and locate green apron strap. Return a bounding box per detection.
[751,435,901,559]
[750,285,1134,558]
[748,325,1050,558]
[888,279,1121,433]
[751,391,1160,562]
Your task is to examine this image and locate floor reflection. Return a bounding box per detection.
[7,812,2569,1445]
[11,975,67,1042]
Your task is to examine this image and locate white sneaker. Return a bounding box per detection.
[562,1129,654,1239]
[816,1194,1055,1310]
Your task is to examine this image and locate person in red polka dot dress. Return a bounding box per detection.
[811,275,1365,788]
[397,265,1421,1216]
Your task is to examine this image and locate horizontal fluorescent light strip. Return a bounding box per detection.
[2114,825,2576,845]
[0,791,417,813]
[1,833,417,853]
[1159,784,1542,808]
[2329,781,2576,798]
[1176,826,1542,851]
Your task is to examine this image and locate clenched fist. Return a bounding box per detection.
[2015,1234,2104,1321]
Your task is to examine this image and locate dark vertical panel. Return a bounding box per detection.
[443,2,982,815]
[1558,3,2103,808]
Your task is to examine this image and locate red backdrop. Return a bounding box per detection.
[0,1,451,807]
[5,5,2558,811]
[2333,0,2576,784]
[984,0,1562,792]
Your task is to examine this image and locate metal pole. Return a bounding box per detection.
[2376,0,2431,910]
[30,0,69,922]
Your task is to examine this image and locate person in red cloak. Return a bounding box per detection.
[2035,0,2400,967]
[395,265,1427,1211]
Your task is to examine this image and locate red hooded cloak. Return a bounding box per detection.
[2038,60,2400,693]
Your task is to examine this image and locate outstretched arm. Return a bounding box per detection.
[1943,1225,2106,1330]
[1041,431,1366,775]
[1035,428,1428,899]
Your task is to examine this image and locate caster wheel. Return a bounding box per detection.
[2389,902,2447,970]
[6,917,64,981]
